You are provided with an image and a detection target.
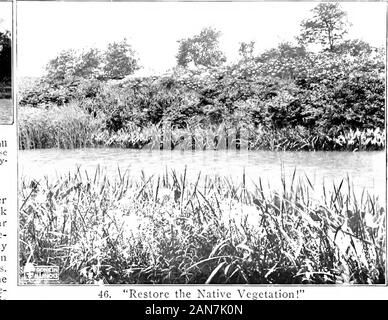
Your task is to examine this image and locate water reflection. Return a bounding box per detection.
[19,149,385,198]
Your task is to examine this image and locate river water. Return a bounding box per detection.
[19,148,386,199]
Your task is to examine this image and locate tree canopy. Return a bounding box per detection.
[103,39,140,80]
[298,3,349,52]
[45,39,140,82]
[238,41,256,61]
[176,27,226,68]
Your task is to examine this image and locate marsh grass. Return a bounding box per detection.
[19,104,103,149]
[19,167,385,284]
[19,104,385,151]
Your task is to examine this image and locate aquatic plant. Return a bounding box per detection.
[19,105,386,152]
[19,168,385,284]
[333,128,385,151]
[18,103,103,149]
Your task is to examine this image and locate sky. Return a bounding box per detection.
[17,1,386,77]
[0,2,12,34]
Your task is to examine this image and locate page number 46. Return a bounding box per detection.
[98,290,111,299]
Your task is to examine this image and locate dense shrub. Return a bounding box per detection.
[18,47,385,149]
[293,51,385,131]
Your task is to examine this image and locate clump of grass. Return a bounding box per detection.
[18,103,103,149]
[19,167,385,284]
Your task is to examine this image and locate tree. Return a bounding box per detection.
[256,42,307,79]
[298,3,349,52]
[46,49,78,81]
[45,39,140,81]
[46,48,102,81]
[176,27,226,68]
[76,48,102,79]
[238,41,256,60]
[0,30,11,82]
[335,39,374,56]
[103,39,140,80]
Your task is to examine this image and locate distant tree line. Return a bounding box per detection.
[44,3,379,81]
[175,3,377,72]
[45,39,140,82]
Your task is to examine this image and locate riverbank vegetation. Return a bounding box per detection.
[19,103,384,151]
[19,3,386,286]
[18,3,385,151]
[19,168,385,284]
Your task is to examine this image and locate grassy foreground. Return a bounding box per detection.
[19,168,385,284]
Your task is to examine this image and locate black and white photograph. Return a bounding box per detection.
[17,1,386,285]
[0,1,12,124]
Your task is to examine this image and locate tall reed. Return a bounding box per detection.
[19,168,385,284]
[19,104,385,151]
[19,103,103,149]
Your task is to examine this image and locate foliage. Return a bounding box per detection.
[76,48,102,79]
[46,49,79,82]
[255,42,307,80]
[294,50,385,131]
[103,39,140,80]
[45,39,140,82]
[298,3,349,52]
[335,39,374,56]
[20,168,386,284]
[19,103,385,151]
[176,27,226,68]
[19,104,103,149]
[238,41,256,61]
[19,44,385,147]
[18,3,385,150]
